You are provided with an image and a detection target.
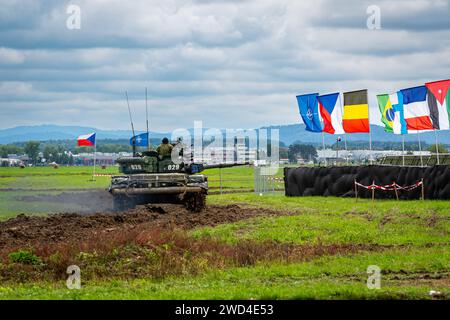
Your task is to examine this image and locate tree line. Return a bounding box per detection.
[287,144,318,163]
[0,140,134,165]
[1,139,447,166]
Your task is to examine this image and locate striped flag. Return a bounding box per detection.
[400,86,433,132]
[426,79,450,131]
[317,93,345,134]
[343,90,370,133]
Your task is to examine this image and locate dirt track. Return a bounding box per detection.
[0,204,291,249]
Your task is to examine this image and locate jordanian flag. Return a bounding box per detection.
[426,79,450,131]
[343,89,370,133]
[376,94,394,132]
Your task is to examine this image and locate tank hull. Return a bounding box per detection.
[109,172,207,212]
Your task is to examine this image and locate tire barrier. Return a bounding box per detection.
[284,165,450,200]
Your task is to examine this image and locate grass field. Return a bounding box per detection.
[0,165,448,299]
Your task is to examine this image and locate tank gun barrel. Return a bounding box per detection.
[202,162,250,170]
[184,162,250,174]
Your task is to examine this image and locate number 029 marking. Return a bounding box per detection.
[167,164,179,171]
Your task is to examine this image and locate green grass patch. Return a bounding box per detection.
[1,246,447,300]
[208,193,450,217]
[0,166,118,177]
[200,194,450,245]
[8,250,41,265]
[192,210,449,246]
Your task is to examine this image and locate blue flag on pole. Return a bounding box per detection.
[296,93,322,132]
[130,133,149,147]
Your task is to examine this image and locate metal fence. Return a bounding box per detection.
[253,166,284,194]
[378,154,450,166]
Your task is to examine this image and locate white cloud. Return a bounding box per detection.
[0,47,25,65]
[0,0,449,132]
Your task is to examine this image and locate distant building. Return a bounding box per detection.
[316,148,434,165]
[201,143,257,165]
[0,158,22,167]
[0,154,25,167]
[73,152,132,166]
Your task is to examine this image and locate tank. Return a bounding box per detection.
[109,149,246,212]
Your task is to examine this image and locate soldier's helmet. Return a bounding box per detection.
[162,137,169,144]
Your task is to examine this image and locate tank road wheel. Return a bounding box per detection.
[113,194,135,212]
[185,192,206,213]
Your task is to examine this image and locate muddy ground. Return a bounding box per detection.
[0,202,292,249]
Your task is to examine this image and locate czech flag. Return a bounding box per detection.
[317,92,345,134]
[77,132,96,147]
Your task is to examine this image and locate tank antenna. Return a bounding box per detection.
[145,87,150,150]
[125,91,136,156]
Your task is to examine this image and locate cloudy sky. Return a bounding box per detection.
[0,0,449,131]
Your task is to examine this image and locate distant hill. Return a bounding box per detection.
[0,125,166,144]
[262,124,450,146]
[0,124,449,146]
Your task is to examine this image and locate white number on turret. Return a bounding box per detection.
[130,165,142,170]
[167,164,180,171]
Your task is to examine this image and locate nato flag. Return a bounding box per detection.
[296,93,323,132]
[130,133,149,147]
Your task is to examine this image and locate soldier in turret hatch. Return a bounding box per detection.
[156,137,173,157]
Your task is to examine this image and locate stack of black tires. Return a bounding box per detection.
[284,165,450,200]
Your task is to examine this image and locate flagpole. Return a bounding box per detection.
[145,87,150,151]
[367,91,373,165]
[321,131,326,166]
[343,134,349,165]
[417,131,423,167]
[337,92,348,165]
[434,129,440,165]
[401,135,405,167]
[125,91,136,157]
[92,143,97,181]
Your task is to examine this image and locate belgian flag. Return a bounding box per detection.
[343,89,370,133]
